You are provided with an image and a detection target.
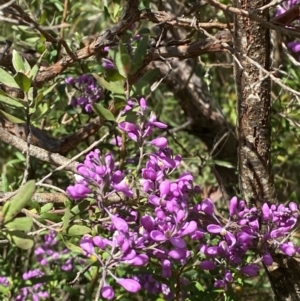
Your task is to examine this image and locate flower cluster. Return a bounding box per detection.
[14,269,48,301]
[66,149,133,200]
[65,74,103,113]
[66,98,300,299]
[35,230,73,271]
[196,197,299,289]
[276,0,300,59]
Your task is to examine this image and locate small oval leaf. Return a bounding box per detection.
[92,103,115,121]
[67,225,91,236]
[5,217,33,232]
[0,68,19,88]
[12,50,25,73]
[4,180,36,223]
[7,230,34,250]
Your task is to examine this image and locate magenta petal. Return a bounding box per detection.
[79,235,94,255]
[118,278,141,293]
[148,195,163,206]
[280,242,296,256]
[122,249,136,260]
[229,196,238,216]
[101,286,115,300]
[241,264,259,277]
[168,248,188,260]
[170,237,186,248]
[181,221,197,236]
[262,203,271,221]
[151,137,168,148]
[110,215,129,232]
[150,230,166,241]
[207,224,222,233]
[262,253,273,266]
[201,198,214,215]
[93,236,106,250]
[289,202,298,212]
[118,121,137,133]
[200,260,216,270]
[124,254,149,266]
[141,215,155,231]
[225,231,237,246]
[159,180,170,197]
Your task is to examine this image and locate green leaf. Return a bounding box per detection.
[92,103,115,122]
[92,73,124,94]
[1,173,8,192]
[114,42,132,77]
[71,199,90,215]
[0,68,19,88]
[40,203,53,214]
[131,36,149,74]
[3,180,35,223]
[30,64,39,79]
[0,109,25,123]
[131,68,161,96]
[103,68,124,81]
[64,240,84,253]
[67,225,91,236]
[14,72,31,92]
[5,216,33,232]
[39,212,61,223]
[12,50,25,73]
[6,230,34,250]
[23,59,32,74]
[0,90,24,108]
[62,207,71,231]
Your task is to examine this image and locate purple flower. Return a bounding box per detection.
[200,260,216,270]
[150,137,168,148]
[80,235,94,255]
[201,198,214,216]
[280,242,296,256]
[65,74,103,113]
[0,276,9,287]
[118,278,141,293]
[102,58,115,69]
[241,264,259,277]
[229,196,238,216]
[66,184,91,200]
[101,285,115,300]
[262,252,273,265]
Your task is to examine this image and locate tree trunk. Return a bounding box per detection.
[234,0,300,300]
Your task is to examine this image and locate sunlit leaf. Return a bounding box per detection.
[62,207,71,231]
[92,103,115,121]
[0,68,19,88]
[0,109,25,123]
[131,36,149,74]
[92,73,124,94]
[5,216,33,232]
[12,50,25,73]
[0,90,24,108]
[14,72,31,93]
[67,225,91,236]
[40,203,54,214]
[3,180,35,223]
[6,230,34,250]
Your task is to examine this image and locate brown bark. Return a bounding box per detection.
[234,0,300,300]
[234,0,276,207]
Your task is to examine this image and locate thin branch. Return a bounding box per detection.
[0,127,78,173]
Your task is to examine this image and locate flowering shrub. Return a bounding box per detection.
[276,0,300,59]
[64,97,300,299]
[65,74,103,113]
